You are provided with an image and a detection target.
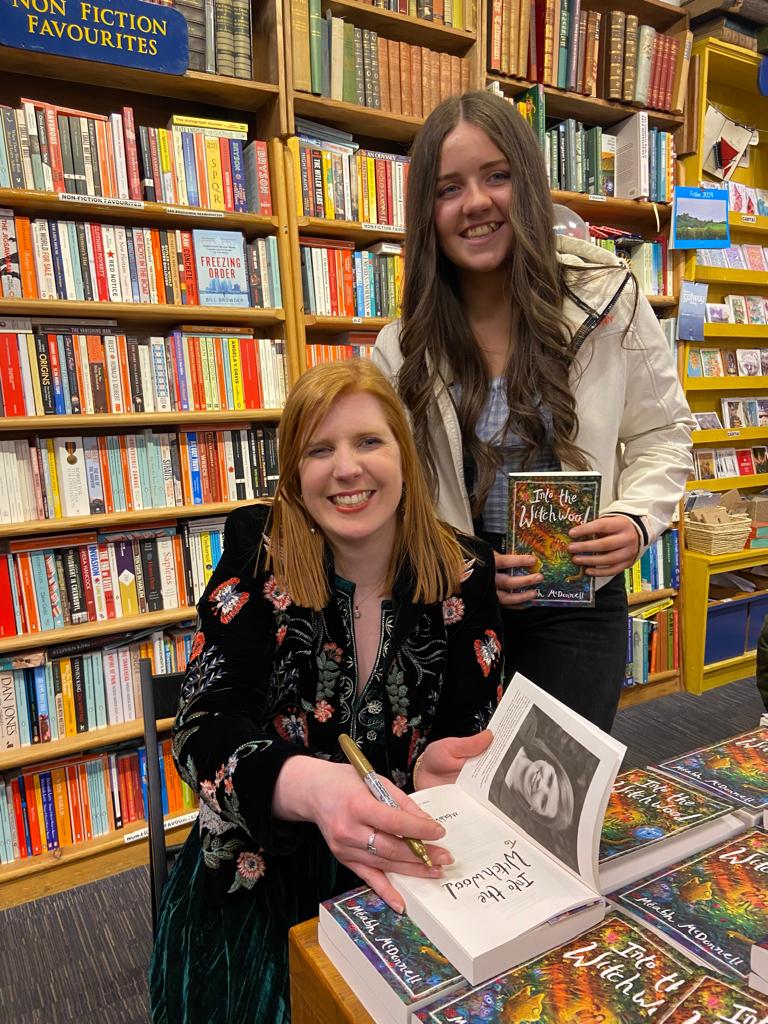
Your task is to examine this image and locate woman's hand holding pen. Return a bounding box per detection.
[272,757,451,913]
[568,514,641,576]
[493,552,543,607]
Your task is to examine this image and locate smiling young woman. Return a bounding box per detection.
[373,90,694,732]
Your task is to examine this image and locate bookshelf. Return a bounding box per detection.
[677,39,768,696]
[0,0,296,900]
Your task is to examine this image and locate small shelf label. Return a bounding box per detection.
[361,222,403,232]
[60,193,144,210]
[164,207,225,218]
[727,430,741,438]
[587,194,607,202]
[123,810,199,844]
[740,215,757,223]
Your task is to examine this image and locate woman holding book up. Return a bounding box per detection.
[149,360,503,1024]
[373,90,693,732]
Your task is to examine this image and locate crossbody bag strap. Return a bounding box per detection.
[564,271,633,355]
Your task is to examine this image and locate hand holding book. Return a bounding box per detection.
[568,514,642,577]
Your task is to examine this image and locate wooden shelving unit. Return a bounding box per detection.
[0,5,292,900]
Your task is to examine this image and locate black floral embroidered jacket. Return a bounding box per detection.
[174,502,503,896]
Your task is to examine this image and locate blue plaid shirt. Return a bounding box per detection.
[455,377,560,534]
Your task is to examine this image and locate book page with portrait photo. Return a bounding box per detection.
[456,673,625,892]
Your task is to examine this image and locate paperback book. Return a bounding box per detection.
[599,767,747,891]
[192,229,250,307]
[319,887,466,1024]
[386,672,625,984]
[506,471,601,607]
[657,728,768,825]
[659,974,768,1022]
[414,915,700,1023]
[612,830,768,982]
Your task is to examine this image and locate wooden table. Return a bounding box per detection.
[289,918,375,1024]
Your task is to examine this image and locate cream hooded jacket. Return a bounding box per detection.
[372,235,694,575]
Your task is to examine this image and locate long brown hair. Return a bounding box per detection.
[268,360,467,609]
[398,90,592,515]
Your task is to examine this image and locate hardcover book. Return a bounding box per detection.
[192,229,249,307]
[385,672,625,984]
[599,767,746,892]
[318,887,467,1023]
[612,830,768,983]
[659,974,768,1023]
[657,728,768,825]
[414,915,699,1023]
[506,471,602,607]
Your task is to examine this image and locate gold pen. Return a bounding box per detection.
[339,733,433,868]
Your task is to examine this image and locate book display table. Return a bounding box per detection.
[289,918,373,1024]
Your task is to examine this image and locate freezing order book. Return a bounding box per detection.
[387,673,625,984]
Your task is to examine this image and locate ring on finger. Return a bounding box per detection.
[366,830,378,856]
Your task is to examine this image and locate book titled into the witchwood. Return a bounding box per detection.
[507,471,601,607]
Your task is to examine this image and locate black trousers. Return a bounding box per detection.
[500,573,628,733]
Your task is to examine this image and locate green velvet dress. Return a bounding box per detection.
[149,503,503,1023]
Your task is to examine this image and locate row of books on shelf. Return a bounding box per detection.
[299,17,470,114]
[300,237,403,318]
[0,739,196,863]
[503,87,674,204]
[688,345,768,378]
[0,215,282,310]
[542,115,675,203]
[320,702,768,1022]
[171,0,253,78]
[696,244,768,273]
[0,424,279,527]
[289,131,408,227]
[305,338,375,366]
[626,599,679,686]
[694,446,768,482]
[0,518,226,638]
[0,324,288,418]
[487,2,689,114]
[0,101,273,215]
[624,527,679,595]
[0,625,196,750]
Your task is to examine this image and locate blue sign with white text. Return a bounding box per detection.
[1,0,189,75]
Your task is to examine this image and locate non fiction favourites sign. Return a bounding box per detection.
[1,0,189,75]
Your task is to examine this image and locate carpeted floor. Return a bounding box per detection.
[0,676,764,1023]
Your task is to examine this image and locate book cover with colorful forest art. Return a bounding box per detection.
[658,729,768,813]
[659,974,768,1023]
[321,887,465,1008]
[414,915,698,1023]
[612,830,768,981]
[507,472,601,607]
[600,768,741,863]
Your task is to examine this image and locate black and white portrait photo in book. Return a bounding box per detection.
[487,705,599,873]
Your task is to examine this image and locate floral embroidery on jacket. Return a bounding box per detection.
[230,850,266,893]
[474,629,502,677]
[442,596,465,626]
[209,578,250,623]
[263,575,292,610]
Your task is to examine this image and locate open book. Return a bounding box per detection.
[388,673,625,984]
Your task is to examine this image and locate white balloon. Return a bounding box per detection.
[551,203,589,240]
